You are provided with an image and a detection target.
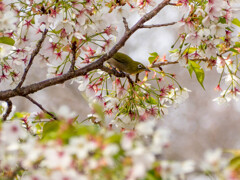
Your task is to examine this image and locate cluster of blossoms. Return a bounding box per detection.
[76,69,191,129]
[0,104,195,180]
[0,0,191,129]
[0,102,240,180]
[1,104,240,180]
[0,0,159,83]
[170,0,240,103]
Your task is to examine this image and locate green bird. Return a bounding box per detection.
[107,52,150,74]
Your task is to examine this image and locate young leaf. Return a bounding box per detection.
[187,64,193,78]
[232,18,240,27]
[229,156,240,169]
[146,96,158,105]
[188,60,205,89]
[92,102,105,121]
[148,52,159,64]
[0,37,15,46]
[42,121,60,140]
[183,47,197,55]
[229,48,239,55]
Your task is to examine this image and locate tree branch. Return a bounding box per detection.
[0,0,171,101]
[151,61,178,68]
[151,58,209,68]
[100,66,134,86]
[16,29,48,89]
[168,3,178,6]
[140,22,177,29]
[123,17,130,32]
[24,95,57,120]
[2,99,13,121]
[69,41,77,72]
[100,65,126,77]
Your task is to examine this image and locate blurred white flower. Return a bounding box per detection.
[201,149,227,171]
[186,32,202,46]
[103,144,119,156]
[1,120,27,143]
[169,88,191,104]
[0,10,18,31]
[210,24,227,37]
[43,148,72,169]
[213,96,229,104]
[57,105,76,119]
[75,76,90,91]
[136,119,156,136]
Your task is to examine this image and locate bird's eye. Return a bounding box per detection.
[138,64,143,69]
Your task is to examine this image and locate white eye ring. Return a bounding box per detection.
[138,64,143,69]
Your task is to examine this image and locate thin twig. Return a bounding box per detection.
[151,61,178,68]
[151,58,208,68]
[126,75,134,86]
[101,65,134,86]
[2,99,12,121]
[16,29,48,89]
[25,95,58,120]
[168,3,178,6]
[123,17,130,32]
[135,73,140,83]
[69,41,77,72]
[140,22,177,29]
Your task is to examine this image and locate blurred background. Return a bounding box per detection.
[2,3,240,166]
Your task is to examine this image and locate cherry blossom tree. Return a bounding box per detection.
[1,0,240,179]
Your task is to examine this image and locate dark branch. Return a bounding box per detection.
[101,66,134,86]
[168,3,178,6]
[25,95,58,120]
[100,66,126,77]
[123,17,130,32]
[69,41,77,72]
[140,22,177,29]
[2,99,13,121]
[126,75,134,86]
[0,0,171,101]
[16,29,48,89]
[135,73,140,83]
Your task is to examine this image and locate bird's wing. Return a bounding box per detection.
[112,52,133,64]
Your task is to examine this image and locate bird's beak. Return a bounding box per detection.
[145,68,151,72]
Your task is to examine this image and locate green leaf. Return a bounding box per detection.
[0,105,5,115]
[188,60,205,89]
[0,37,15,46]
[229,48,239,54]
[42,121,60,140]
[169,49,179,53]
[187,64,193,78]
[149,52,158,56]
[75,125,99,136]
[92,102,105,121]
[232,18,240,27]
[219,17,226,24]
[183,47,197,55]
[105,134,121,144]
[144,169,162,180]
[148,52,159,64]
[146,96,158,105]
[234,42,240,48]
[229,156,240,169]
